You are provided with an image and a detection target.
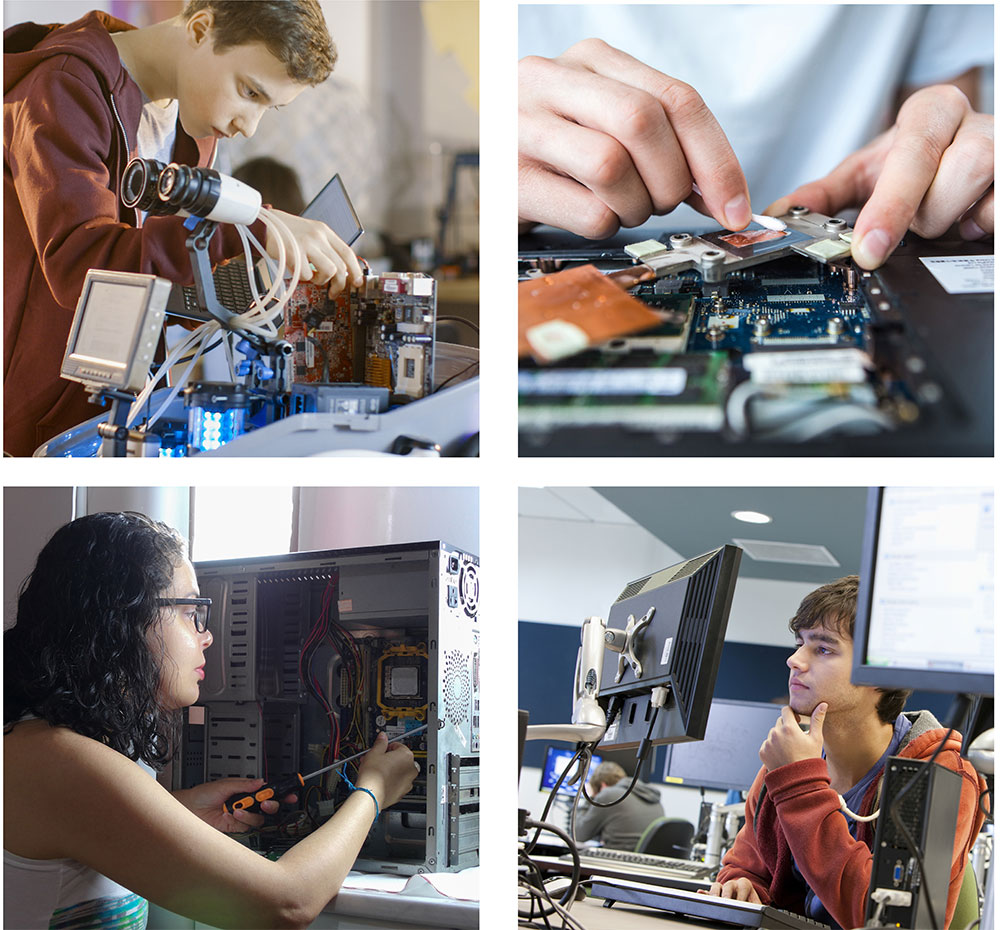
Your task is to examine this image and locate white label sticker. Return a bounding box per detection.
[525,319,589,362]
[660,636,674,666]
[338,598,353,612]
[602,720,618,743]
[918,256,994,294]
[744,349,869,384]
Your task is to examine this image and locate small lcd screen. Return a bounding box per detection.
[539,746,603,795]
[72,280,147,366]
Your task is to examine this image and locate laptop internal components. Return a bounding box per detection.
[518,208,993,453]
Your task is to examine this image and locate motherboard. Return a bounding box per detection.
[516,208,985,449]
[285,271,437,401]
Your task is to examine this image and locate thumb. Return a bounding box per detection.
[810,702,828,736]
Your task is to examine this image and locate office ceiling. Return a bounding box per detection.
[570,487,870,584]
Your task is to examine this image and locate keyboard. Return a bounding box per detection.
[566,846,714,875]
[167,260,259,322]
[534,854,711,893]
[591,878,830,929]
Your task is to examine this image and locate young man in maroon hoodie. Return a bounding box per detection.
[707,575,986,929]
[4,1,363,456]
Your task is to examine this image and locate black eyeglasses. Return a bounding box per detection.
[156,597,212,633]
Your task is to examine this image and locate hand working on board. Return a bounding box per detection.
[519,39,751,239]
[766,77,994,269]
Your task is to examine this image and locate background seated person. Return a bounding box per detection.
[576,761,665,851]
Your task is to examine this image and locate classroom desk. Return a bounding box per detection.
[318,887,478,929]
[565,895,730,929]
[148,876,478,930]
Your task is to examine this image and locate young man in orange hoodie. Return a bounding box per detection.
[4,1,363,455]
[707,575,986,929]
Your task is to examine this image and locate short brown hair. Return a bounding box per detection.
[789,575,911,724]
[588,761,626,793]
[182,1,336,85]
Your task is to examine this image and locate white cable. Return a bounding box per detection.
[126,206,304,433]
[127,322,217,427]
[725,379,764,438]
[840,794,880,822]
[144,326,215,430]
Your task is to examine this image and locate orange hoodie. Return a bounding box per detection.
[717,711,987,929]
[4,12,264,455]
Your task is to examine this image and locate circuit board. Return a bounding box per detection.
[631,256,869,354]
[284,271,437,400]
[517,247,892,440]
[519,351,728,432]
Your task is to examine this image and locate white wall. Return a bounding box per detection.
[519,490,818,648]
[82,487,190,539]
[3,487,76,629]
[3,486,192,629]
[296,486,478,556]
[519,515,683,627]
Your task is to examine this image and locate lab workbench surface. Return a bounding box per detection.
[147,869,478,930]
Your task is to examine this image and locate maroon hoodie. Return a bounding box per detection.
[4,11,264,455]
[717,711,987,929]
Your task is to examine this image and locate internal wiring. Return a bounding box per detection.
[297,572,372,797]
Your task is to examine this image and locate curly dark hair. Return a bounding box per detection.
[789,574,911,724]
[4,512,187,767]
[182,0,336,85]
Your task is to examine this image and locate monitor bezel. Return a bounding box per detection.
[852,486,994,696]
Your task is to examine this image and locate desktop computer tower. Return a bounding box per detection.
[866,757,962,929]
[173,541,480,875]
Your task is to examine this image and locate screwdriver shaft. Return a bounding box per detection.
[303,723,429,782]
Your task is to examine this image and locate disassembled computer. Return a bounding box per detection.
[519,209,993,455]
[170,542,480,874]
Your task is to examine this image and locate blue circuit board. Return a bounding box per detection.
[630,256,869,354]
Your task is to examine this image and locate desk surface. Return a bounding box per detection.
[567,895,727,929]
[322,888,477,929]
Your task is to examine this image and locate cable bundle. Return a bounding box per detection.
[126,206,303,431]
[297,574,367,790]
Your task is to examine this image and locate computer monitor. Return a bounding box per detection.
[853,487,994,696]
[661,699,778,792]
[597,545,742,751]
[61,270,171,393]
[539,745,603,796]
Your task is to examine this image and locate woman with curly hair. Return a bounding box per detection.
[4,512,418,930]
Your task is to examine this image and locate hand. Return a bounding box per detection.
[356,732,419,809]
[766,84,993,269]
[266,210,364,296]
[701,878,763,904]
[172,778,298,834]
[759,704,827,772]
[519,38,750,238]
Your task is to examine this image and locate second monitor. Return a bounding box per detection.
[660,699,779,793]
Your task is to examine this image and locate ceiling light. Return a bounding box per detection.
[731,510,772,524]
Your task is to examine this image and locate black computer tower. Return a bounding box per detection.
[866,756,963,928]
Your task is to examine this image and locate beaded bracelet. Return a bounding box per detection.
[339,770,380,823]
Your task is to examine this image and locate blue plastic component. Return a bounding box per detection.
[183,215,200,231]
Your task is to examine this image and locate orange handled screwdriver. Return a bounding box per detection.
[223,723,429,815]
